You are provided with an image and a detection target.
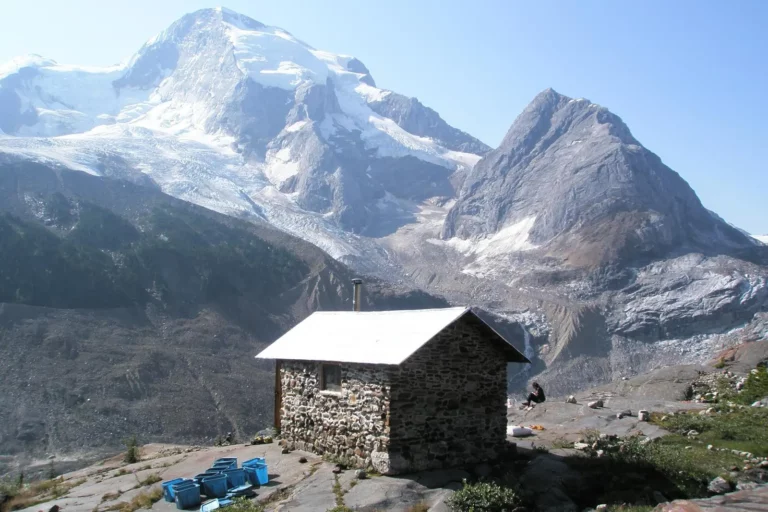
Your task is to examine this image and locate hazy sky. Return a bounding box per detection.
[1,1,766,234]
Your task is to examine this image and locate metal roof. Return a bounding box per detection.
[255,307,529,365]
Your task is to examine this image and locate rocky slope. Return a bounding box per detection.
[0,159,450,464]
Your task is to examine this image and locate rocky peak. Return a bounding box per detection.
[442,89,756,265]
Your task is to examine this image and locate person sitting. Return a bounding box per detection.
[522,382,545,407]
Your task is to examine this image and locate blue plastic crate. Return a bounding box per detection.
[173,482,201,510]
[241,457,265,468]
[222,468,246,489]
[215,457,238,467]
[201,474,229,499]
[162,478,187,502]
[211,462,235,472]
[225,484,253,498]
[253,463,268,485]
[243,466,258,487]
[195,470,221,490]
[243,463,268,486]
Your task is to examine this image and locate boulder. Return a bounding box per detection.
[617,409,632,419]
[355,469,367,479]
[736,481,759,491]
[638,410,650,421]
[707,476,732,494]
[566,396,577,404]
[588,400,603,409]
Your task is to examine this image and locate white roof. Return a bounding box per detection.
[255,307,527,365]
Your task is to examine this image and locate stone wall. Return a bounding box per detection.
[279,361,391,468]
[386,314,509,473]
[278,314,510,474]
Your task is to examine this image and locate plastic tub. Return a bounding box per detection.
[253,463,268,485]
[215,457,238,467]
[223,468,247,489]
[211,462,234,472]
[195,470,221,490]
[243,466,259,486]
[242,457,265,467]
[201,474,228,498]
[162,478,186,502]
[173,482,201,510]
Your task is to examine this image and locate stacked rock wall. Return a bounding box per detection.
[279,362,391,468]
[278,315,509,474]
[386,315,509,473]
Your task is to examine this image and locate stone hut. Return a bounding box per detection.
[255,306,529,475]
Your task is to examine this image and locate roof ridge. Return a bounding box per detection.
[311,306,468,315]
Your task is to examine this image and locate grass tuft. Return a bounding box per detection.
[101,487,163,512]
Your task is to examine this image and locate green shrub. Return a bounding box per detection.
[446,480,525,512]
[735,366,768,405]
[226,497,266,512]
[123,436,140,464]
[138,473,162,486]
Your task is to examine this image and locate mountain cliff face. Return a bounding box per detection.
[442,89,756,266]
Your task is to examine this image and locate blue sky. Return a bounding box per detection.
[2,1,766,234]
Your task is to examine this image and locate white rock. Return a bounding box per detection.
[574,442,590,450]
[708,476,732,494]
[638,410,650,421]
[566,395,577,404]
[596,505,608,511]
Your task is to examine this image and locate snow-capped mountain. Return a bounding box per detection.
[754,235,768,245]
[1,7,766,396]
[0,7,484,239]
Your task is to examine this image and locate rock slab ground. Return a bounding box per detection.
[15,443,464,512]
[653,483,768,511]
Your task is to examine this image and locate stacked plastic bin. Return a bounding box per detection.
[242,457,269,486]
[164,455,268,509]
[173,480,202,510]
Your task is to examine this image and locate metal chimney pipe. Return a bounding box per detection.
[352,278,362,312]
